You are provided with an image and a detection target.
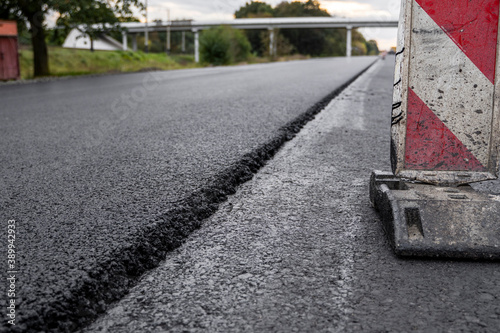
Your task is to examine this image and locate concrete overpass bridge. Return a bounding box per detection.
[120,17,399,62]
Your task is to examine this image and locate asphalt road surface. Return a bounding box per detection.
[85,59,500,333]
[0,57,376,332]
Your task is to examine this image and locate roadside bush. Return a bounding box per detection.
[200,26,251,65]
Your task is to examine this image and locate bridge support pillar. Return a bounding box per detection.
[346,26,352,57]
[122,31,128,51]
[194,29,200,63]
[268,27,276,58]
[132,34,137,51]
[182,31,186,53]
[166,25,171,55]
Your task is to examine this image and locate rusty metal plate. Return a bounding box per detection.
[0,20,17,37]
[391,0,500,185]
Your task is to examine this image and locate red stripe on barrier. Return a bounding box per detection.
[416,0,500,84]
[405,88,487,171]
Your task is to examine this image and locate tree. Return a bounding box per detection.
[235,1,275,56]
[260,29,294,57]
[200,26,251,65]
[57,0,143,52]
[235,1,274,18]
[234,0,375,58]
[366,40,380,55]
[275,0,330,17]
[0,1,49,76]
[57,1,117,52]
[0,0,143,77]
[274,0,332,56]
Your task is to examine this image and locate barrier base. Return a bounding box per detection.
[370,170,500,260]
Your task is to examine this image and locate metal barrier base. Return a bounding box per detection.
[370,170,500,260]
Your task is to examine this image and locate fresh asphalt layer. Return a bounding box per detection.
[86,59,500,333]
[0,56,376,332]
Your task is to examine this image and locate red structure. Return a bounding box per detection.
[0,20,20,80]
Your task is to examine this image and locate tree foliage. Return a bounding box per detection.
[366,40,380,55]
[274,0,330,17]
[235,1,274,19]
[57,1,117,52]
[235,1,274,56]
[234,0,379,57]
[274,0,332,56]
[0,0,143,76]
[200,26,251,66]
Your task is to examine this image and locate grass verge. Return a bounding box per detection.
[19,46,199,80]
[17,46,313,80]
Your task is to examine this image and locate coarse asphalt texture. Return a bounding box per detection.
[0,56,377,332]
[85,59,500,333]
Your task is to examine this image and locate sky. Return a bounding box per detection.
[143,0,400,50]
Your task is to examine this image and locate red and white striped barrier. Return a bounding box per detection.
[392,0,500,185]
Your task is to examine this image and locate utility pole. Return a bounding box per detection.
[144,0,149,53]
[268,27,275,58]
[346,26,352,57]
[182,31,186,53]
[194,29,199,63]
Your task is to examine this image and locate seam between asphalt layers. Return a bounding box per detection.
[16,59,379,333]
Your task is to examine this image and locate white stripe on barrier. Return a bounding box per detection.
[409,2,494,167]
